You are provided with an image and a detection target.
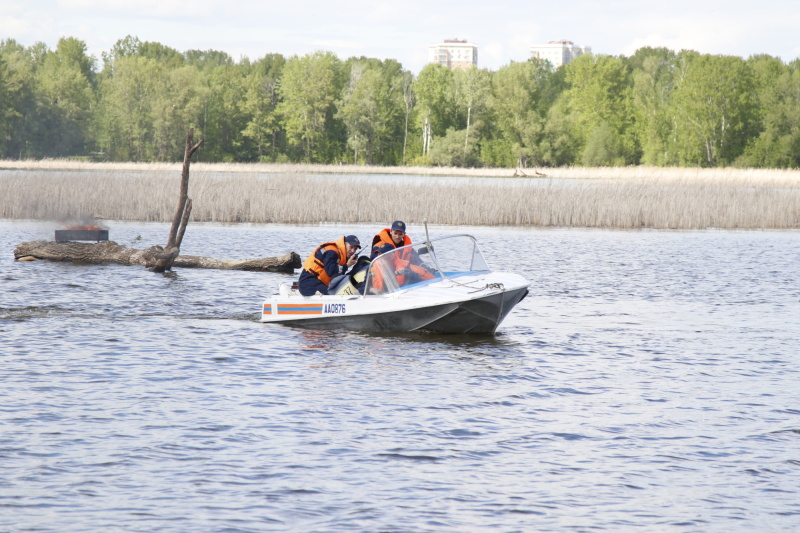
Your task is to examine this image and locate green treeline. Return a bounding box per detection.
[2,35,800,168]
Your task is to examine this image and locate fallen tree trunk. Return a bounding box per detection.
[13,240,301,273]
[172,252,300,271]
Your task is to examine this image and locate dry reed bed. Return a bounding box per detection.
[4,159,800,180]
[1,166,799,229]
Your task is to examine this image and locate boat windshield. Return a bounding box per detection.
[362,234,490,296]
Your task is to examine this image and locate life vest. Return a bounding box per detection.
[372,229,411,251]
[372,228,412,268]
[369,229,408,286]
[367,258,389,293]
[301,236,348,286]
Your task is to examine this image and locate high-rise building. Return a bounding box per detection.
[428,39,478,70]
[530,40,591,67]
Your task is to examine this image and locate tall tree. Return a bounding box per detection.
[101,35,142,73]
[738,61,800,168]
[0,53,11,151]
[669,54,758,166]
[401,70,415,165]
[629,47,678,165]
[151,65,207,161]
[32,38,96,157]
[453,67,491,159]
[276,51,343,162]
[240,54,285,161]
[413,63,457,156]
[0,40,36,158]
[337,61,371,163]
[539,95,581,166]
[564,54,636,165]
[202,64,248,161]
[488,61,545,167]
[94,55,163,160]
[55,37,97,86]
[337,58,406,165]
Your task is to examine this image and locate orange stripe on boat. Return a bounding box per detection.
[262,304,272,314]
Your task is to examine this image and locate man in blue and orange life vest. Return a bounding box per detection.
[369,220,434,287]
[298,235,361,296]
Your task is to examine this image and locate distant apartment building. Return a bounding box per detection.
[530,40,591,67]
[428,39,478,70]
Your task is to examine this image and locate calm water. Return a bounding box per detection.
[2,219,799,532]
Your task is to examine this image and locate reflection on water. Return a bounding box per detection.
[1,219,799,532]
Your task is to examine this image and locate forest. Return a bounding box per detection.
[1,35,799,169]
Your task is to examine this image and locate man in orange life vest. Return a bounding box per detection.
[370,220,409,258]
[370,221,434,287]
[298,235,361,296]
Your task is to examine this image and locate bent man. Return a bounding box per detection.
[298,235,361,296]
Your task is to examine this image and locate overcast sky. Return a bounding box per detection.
[2,0,799,72]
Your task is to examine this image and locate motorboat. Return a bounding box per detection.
[259,234,529,334]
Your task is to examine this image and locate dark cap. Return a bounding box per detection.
[373,242,394,255]
[344,235,361,248]
[391,220,406,232]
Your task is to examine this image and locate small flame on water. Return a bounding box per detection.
[58,216,108,231]
[65,223,101,230]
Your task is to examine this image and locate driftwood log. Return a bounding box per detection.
[14,240,301,273]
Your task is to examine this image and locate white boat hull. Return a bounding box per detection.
[260,271,529,334]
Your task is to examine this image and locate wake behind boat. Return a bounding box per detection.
[259,234,529,334]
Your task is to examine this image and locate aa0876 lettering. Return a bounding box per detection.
[324,303,346,314]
